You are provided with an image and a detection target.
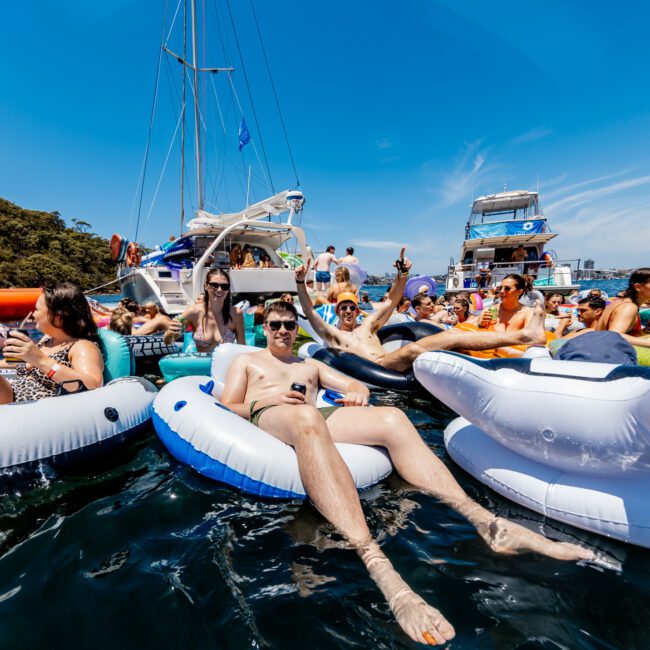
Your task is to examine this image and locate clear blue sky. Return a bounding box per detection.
[2,1,649,274]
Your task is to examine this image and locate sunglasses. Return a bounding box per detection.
[266,320,297,332]
[497,286,515,292]
[338,304,357,312]
[207,282,230,291]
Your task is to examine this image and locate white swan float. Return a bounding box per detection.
[413,351,650,547]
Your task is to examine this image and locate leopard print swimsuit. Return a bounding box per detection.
[11,337,74,403]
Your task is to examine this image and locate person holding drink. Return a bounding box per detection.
[0,283,104,404]
[164,268,245,351]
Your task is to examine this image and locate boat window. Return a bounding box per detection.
[469,199,540,225]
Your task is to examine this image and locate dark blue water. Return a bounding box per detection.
[1,276,647,648]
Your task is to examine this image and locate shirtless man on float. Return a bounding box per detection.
[221,300,593,646]
[295,249,548,372]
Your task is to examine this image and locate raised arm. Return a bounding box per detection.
[365,248,412,331]
[295,263,342,346]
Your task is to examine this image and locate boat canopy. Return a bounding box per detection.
[462,232,556,251]
[187,190,303,230]
[471,191,540,214]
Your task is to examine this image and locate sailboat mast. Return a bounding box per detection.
[190,0,203,211]
[180,0,188,235]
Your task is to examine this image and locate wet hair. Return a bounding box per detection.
[263,300,298,322]
[502,274,532,293]
[453,298,470,318]
[109,308,134,335]
[326,245,335,253]
[203,268,232,325]
[625,268,650,303]
[411,292,433,309]
[577,296,606,311]
[346,247,354,255]
[119,297,140,314]
[42,282,98,341]
[335,266,350,282]
[398,296,410,307]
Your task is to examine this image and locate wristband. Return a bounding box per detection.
[296,280,305,284]
[47,362,61,379]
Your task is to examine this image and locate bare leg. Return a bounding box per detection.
[0,376,13,404]
[259,404,455,644]
[381,301,547,371]
[326,406,594,562]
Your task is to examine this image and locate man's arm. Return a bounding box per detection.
[295,263,342,346]
[365,248,411,331]
[314,359,370,406]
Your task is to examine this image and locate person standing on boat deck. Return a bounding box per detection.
[164,269,245,351]
[241,244,256,269]
[220,300,594,646]
[314,245,340,297]
[0,283,104,404]
[511,244,528,272]
[339,247,359,265]
[229,244,243,269]
[296,250,550,373]
[475,263,491,288]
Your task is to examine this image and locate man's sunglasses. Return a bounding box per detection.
[266,320,297,332]
[207,282,230,291]
[338,304,357,312]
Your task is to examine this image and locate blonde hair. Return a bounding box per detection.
[109,308,133,335]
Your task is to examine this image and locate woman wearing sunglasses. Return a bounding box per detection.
[165,269,245,351]
[480,274,533,331]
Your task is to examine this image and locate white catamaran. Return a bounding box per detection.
[115,0,311,313]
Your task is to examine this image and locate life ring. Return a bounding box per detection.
[454,321,555,358]
[126,242,142,267]
[297,321,443,390]
[152,345,392,498]
[110,233,129,263]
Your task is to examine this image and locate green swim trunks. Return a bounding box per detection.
[249,402,339,428]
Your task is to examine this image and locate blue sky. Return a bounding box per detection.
[1,1,649,274]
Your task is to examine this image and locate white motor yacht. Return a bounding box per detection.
[445,190,580,295]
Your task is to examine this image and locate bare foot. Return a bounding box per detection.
[359,542,455,644]
[482,517,595,561]
[389,587,456,645]
[518,300,547,346]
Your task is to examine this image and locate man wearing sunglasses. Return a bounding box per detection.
[221,300,593,644]
[295,249,549,373]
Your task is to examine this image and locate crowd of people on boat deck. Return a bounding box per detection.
[0,253,649,404]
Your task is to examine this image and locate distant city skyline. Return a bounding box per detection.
[1,1,649,275]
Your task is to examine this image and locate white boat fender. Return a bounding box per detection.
[413,351,650,475]
[298,321,443,391]
[153,344,392,498]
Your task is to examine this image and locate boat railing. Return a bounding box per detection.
[446,258,581,291]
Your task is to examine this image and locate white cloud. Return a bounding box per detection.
[510,127,553,146]
[543,169,633,200]
[545,175,650,214]
[433,140,503,209]
[375,138,393,150]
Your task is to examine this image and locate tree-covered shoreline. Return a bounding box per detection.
[0,198,115,290]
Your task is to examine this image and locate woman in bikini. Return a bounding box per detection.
[165,269,245,351]
[481,274,534,331]
[0,283,104,404]
[326,266,357,303]
[596,268,650,346]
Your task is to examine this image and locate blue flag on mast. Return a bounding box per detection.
[238,118,250,151]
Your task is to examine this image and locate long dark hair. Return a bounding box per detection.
[503,273,532,293]
[43,282,98,341]
[625,268,650,304]
[203,268,232,325]
[453,297,470,319]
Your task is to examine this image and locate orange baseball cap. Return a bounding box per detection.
[336,291,359,307]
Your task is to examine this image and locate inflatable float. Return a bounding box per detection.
[0,288,41,321]
[0,329,155,479]
[413,351,650,547]
[298,321,443,390]
[152,344,392,498]
[126,334,181,360]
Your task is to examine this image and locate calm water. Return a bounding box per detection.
[1,276,647,649]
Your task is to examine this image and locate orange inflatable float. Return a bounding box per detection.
[0,288,42,321]
[126,242,142,267]
[455,321,555,359]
